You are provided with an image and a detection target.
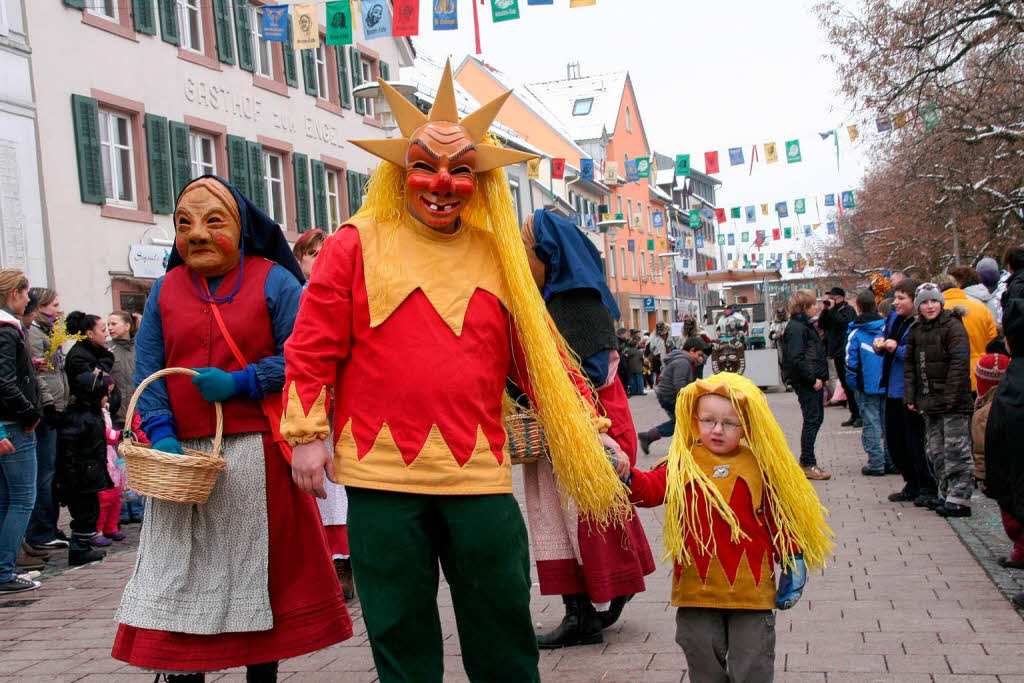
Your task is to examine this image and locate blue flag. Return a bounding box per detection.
[653,211,664,228]
[527,0,554,3]
[827,221,837,234]
[727,233,735,246]
[728,147,744,166]
[775,201,788,218]
[701,208,713,219]
[362,0,392,39]
[841,190,855,209]
[580,158,594,181]
[624,159,639,182]
[745,205,756,223]
[433,0,458,30]
[696,235,704,249]
[876,118,893,133]
[824,193,835,207]
[627,239,635,252]
[261,5,289,41]
[804,225,812,236]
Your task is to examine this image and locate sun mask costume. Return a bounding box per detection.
[281,62,629,683]
[112,176,351,676]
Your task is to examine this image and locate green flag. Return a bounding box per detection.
[730,207,741,219]
[491,0,520,22]
[675,154,691,177]
[636,157,650,178]
[784,227,792,239]
[785,139,802,164]
[647,238,655,250]
[326,1,353,45]
[794,198,806,214]
[688,209,700,228]
[718,234,726,246]
[920,103,940,131]
[741,232,749,242]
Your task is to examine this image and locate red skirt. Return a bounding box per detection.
[112,434,352,671]
[536,380,656,603]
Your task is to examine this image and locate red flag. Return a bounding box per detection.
[706,259,714,270]
[551,158,566,180]
[714,208,726,223]
[392,0,420,36]
[773,228,781,241]
[704,151,720,175]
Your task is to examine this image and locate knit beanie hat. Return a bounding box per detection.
[975,353,1010,397]
[977,257,1000,287]
[914,282,945,311]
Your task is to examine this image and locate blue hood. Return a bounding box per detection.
[845,315,886,394]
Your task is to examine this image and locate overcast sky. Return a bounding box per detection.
[407,0,872,254]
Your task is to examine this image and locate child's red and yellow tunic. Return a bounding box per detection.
[629,444,787,610]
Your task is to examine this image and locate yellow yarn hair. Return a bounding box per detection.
[661,373,834,572]
[354,137,630,526]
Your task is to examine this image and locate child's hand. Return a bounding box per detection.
[0,438,13,455]
[600,433,631,481]
[776,554,807,610]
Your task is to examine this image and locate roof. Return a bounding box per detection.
[649,183,673,204]
[655,168,675,188]
[683,269,783,285]
[525,72,628,142]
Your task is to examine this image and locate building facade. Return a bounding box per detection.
[27,0,412,314]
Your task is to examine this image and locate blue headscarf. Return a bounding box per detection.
[165,175,305,287]
[529,209,620,320]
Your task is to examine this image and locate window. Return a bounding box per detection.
[189,131,216,178]
[620,246,627,279]
[178,0,203,53]
[572,98,593,116]
[264,151,286,225]
[314,45,330,99]
[509,179,521,225]
[609,245,616,278]
[647,205,653,234]
[325,169,342,231]
[361,60,375,116]
[88,0,117,21]
[631,251,637,280]
[625,106,632,133]
[616,196,623,215]
[640,254,646,281]
[251,8,273,78]
[98,109,136,206]
[651,255,658,282]
[627,199,632,226]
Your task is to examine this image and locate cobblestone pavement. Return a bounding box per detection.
[0,389,1022,681]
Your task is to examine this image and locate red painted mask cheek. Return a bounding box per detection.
[407,173,433,193]
[175,235,190,256]
[452,176,476,198]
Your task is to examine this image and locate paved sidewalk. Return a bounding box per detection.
[0,389,1021,681]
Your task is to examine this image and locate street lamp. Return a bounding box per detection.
[352,80,418,137]
[598,217,627,324]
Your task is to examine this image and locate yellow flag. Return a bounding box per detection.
[293,3,320,50]
[527,158,540,180]
[760,203,769,216]
[765,142,778,164]
[847,124,859,142]
[893,112,907,129]
[603,161,618,184]
[570,0,597,6]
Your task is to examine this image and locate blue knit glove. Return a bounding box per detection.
[191,367,252,402]
[776,553,807,610]
[152,436,184,455]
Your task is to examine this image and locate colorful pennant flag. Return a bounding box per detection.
[841,190,855,209]
[775,201,788,217]
[728,147,744,166]
[765,142,778,164]
[704,151,720,175]
[785,139,802,164]
[718,235,726,246]
[603,161,618,184]
[528,0,553,3]
[675,154,691,177]
[361,0,392,39]
[760,203,769,216]
[727,233,735,246]
[491,0,520,22]
[876,117,893,133]
[261,5,289,41]
[745,206,756,223]
[392,0,419,36]
[696,235,705,248]
[919,103,940,131]
[893,112,907,129]
[714,208,726,223]
[804,225,812,236]
[326,1,354,44]
[730,207,741,219]
[433,0,458,29]
[526,157,539,179]
[783,227,792,239]
[624,160,638,182]
[580,158,594,181]
[635,157,650,178]
[569,0,596,5]
[847,124,859,142]
[794,198,806,214]
[818,130,834,140]
[627,239,635,252]
[827,221,838,235]
[652,211,664,228]
[293,3,320,48]
[688,210,700,228]
[551,158,565,180]
[741,232,749,242]
[824,193,835,207]
[646,238,655,250]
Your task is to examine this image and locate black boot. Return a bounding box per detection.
[597,594,634,629]
[536,594,603,649]
[246,661,278,683]
[69,533,106,567]
[160,674,205,683]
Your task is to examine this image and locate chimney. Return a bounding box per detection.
[566,62,581,80]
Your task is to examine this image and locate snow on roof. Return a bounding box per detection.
[655,168,675,187]
[526,72,627,142]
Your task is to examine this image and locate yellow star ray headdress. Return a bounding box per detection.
[349,59,538,172]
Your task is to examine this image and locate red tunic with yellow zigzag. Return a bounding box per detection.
[629,445,785,610]
[282,216,597,496]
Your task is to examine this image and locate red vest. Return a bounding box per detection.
[158,257,278,439]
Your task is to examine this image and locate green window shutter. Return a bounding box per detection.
[145,114,173,214]
[63,0,84,9]
[247,142,266,211]
[212,0,235,65]
[70,95,104,205]
[337,47,351,109]
[283,18,298,87]
[301,50,318,96]
[380,61,390,81]
[226,134,251,197]
[233,0,254,72]
[293,153,311,232]
[350,49,365,115]
[168,121,191,199]
[310,160,327,230]
[347,171,365,216]
[157,0,179,45]
[132,0,156,35]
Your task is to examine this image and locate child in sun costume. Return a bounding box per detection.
[628,373,833,682]
[281,62,630,683]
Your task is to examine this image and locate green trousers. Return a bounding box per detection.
[347,487,540,683]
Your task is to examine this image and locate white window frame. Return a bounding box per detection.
[625,106,632,133]
[640,253,646,281]
[631,251,637,280]
[314,45,330,99]
[178,0,203,53]
[616,196,623,215]
[325,168,341,231]
[251,8,273,79]
[264,151,287,226]
[188,131,216,178]
[88,0,118,21]
[620,246,627,280]
[98,109,137,208]
[361,60,375,117]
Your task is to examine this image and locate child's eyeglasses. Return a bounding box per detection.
[697,418,744,432]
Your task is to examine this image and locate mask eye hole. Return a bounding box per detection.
[451,165,473,176]
[412,161,435,173]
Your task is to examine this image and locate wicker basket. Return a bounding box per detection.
[119,367,227,504]
[505,412,550,465]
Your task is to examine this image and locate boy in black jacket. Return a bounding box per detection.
[784,290,832,481]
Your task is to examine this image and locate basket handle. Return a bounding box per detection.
[122,367,224,458]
